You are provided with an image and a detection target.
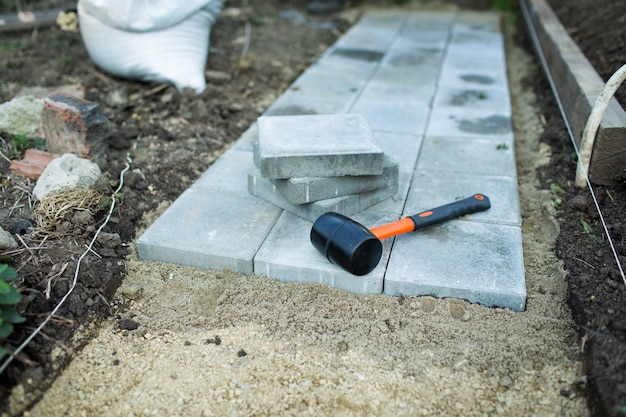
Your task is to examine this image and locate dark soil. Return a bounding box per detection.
[536,0,626,415]
[0,0,345,411]
[0,0,624,416]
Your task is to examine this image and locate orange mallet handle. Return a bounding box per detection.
[370,194,491,240]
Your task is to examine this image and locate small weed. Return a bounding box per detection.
[0,39,22,52]
[614,405,626,416]
[0,263,26,360]
[12,134,46,154]
[492,0,519,23]
[250,16,263,27]
[548,181,565,208]
[590,295,596,302]
[496,142,509,150]
[579,218,598,242]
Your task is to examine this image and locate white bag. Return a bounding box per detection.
[77,0,225,93]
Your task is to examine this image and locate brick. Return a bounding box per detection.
[40,93,109,158]
[9,148,60,180]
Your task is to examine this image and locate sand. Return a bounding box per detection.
[17,19,589,417]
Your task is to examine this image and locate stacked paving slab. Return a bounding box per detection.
[248,114,399,222]
[137,10,527,311]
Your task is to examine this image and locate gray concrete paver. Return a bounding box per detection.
[137,9,526,311]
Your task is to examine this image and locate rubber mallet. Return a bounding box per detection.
[310,194,491,276]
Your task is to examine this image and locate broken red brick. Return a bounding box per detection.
[40,93,109,159]
[9,148,60,180]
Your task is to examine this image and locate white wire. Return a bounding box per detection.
[520,0,626,286]
[0,154,132,375]
[576,64,626,187]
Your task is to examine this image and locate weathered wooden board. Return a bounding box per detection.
[521,0,626,185]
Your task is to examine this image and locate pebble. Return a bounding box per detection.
[97,232,122,248]
[0,226,18,250]
[205,70,232,84]
[568,194,588,210]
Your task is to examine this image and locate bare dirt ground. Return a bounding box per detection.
[0,0,624,416]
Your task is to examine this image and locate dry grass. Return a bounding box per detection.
[32,187,104,232]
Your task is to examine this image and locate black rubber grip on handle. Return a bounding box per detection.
[407,194,491,231]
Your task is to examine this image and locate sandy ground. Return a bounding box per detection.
[13,19,589,417]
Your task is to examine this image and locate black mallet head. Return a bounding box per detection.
[310,212,383,276]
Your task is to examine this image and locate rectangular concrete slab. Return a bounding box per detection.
[192,148,254,195]
[256,114,384,179]
[136,189,282,275]
[254,211,391,295]
[427,108,514,140]
[408,170,521,227]
[433,86,512,113]
[274,155,399,204]
[350,101,430,135]
[416,135,516,177]
[248,169,399,223]
[384,220,526,312]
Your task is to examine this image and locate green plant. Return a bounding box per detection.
[0,263,25,360]
[0,39,22,52]
[492,0,519,23]
[548,181,565,208]
[496,142,509,150]
[12,134,46,154]
[614,405,626,415]
[579,218,598,243]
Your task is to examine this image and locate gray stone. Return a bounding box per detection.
[0,227,18,250]
[255,114,384,179]
[0,95,44,137]
[33,153,101,201]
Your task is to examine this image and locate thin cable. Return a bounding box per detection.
[520,0,626,286]
[0,154,132,375]
[576,64,626,187]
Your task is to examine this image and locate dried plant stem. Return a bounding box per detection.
[0,154,132,375]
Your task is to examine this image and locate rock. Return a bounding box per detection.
[0,95,45,137]
[96,232,122,248]
[33,154,101,201]
[119,318,140,331]
[0,226,18,250]
[40,93,110,159]
[568,194,588,210]
[12,219,33,235]
[205,69,232,84]
[72,211,94,226]
[105,88,129,107]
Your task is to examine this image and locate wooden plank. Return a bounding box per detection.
[521,0,626,185]
[0,8,66,32]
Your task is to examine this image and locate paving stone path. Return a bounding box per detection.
[137,9,526,311]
